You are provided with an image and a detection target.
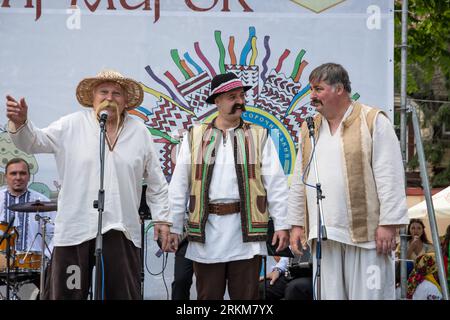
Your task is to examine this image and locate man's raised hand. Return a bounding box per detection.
[6,95,28,127]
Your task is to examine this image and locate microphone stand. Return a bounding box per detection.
[138,184,152,300]
[306,118,327,300]
[0,215,15,300]
[35,213,51,300]
[93,115,107,300]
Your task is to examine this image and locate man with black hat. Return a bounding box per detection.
[5,70,172,299]
[168,72,290,300]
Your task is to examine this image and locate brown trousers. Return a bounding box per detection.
[193,255,261,300]
[42,230,141,300]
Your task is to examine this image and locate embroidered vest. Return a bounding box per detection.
[300,102,385,243]
[187,120,269,243]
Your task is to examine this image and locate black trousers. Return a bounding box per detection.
[260,274,290,300]
[42,230,141,300]
[171,239,194,300]
[260,274,313,300]
[284,277,313,300]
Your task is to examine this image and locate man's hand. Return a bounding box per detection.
[289,226,305,256]
[154,224,171,252]
[375,225,397,255]
[272,230,289,253]
[259,269,282,285]
[167,233,180,252]
[6,95,28,128]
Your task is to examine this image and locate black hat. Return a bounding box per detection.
[205,73,252,104]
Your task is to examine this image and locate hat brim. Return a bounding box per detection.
[76,77,144,109]
[205,85,252,104]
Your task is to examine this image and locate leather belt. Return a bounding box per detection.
[208,202,240,215]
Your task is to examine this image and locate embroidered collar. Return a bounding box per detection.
[208,118,245,131]
[5,189,28,198]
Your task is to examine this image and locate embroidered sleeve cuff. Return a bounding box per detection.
[379,216,410,226]
[273,223,291,231]
[7,120,27,133]
[152,221,173,227]
[286,218,304,227]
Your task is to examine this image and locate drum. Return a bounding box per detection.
[0,221,18,252]
[0,221,18,272]
[0,250,19,271]
[0,252,7,271]
[14,251,42,272]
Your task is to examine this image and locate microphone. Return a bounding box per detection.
[305,116,315,137]
[138,185,152,219]
[99,110,108,125]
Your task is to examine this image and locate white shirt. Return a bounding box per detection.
[8,110,170,248]
[272,256,289,272]
[288,105,409,247]
[169,126,290,263]
[412,280,443,300]
[0,187,55,257]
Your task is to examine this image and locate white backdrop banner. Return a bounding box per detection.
[0,0,394,197]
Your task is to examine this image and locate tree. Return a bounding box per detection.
[395,0,450,187]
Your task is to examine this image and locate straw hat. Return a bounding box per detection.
[76,69,144,109]
[205,73,252,104]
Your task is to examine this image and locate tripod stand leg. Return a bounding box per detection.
[38,215,49,300]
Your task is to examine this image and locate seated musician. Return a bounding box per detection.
[0,158,55,297]
[259,244,313,300]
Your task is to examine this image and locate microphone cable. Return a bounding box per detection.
[144,222,170,299]
[301,134,318,190]
[144,223,165,276]
[161,252,169,300]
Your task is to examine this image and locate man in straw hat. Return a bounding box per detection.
[168,72,290,300]
[5,69,172,299]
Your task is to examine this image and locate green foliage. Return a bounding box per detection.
[395,1,450,187]
[394,0,450,98]
[432,166,450,187]
[433,104,450,126]
[424,142,444,166]
[407,154,419,171]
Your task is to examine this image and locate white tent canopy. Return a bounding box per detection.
[408,186,450,218]
[408,186,450,238]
